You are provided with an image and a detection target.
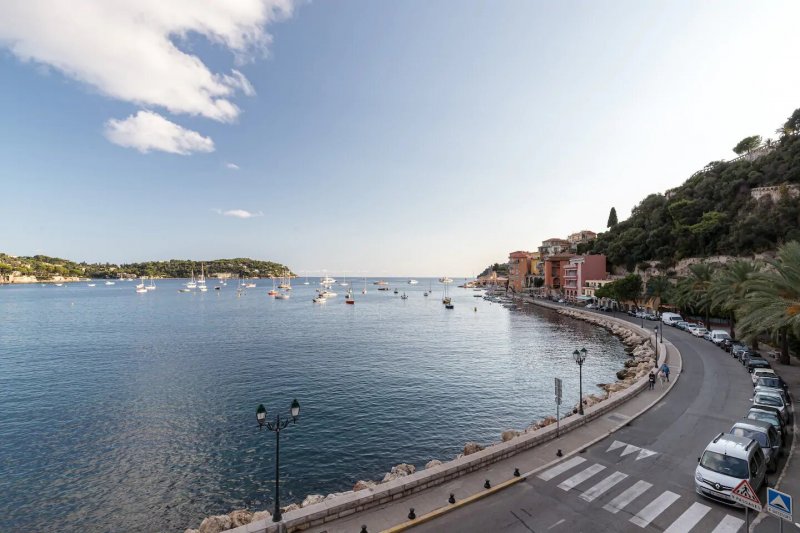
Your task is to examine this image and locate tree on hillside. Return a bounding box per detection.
[784,108,800,135]
[673,263,715,326]
[709,260,761,339]
[733,135,762,155]
[595,274,642,306]
[607,207,618,228]
[645,275,672,310]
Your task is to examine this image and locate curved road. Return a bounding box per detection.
[413,316,792,532]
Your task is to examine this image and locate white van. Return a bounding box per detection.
[710,330,732,345]
[662,312,683,326]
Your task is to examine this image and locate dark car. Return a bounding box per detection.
[741,351,762,366]
[747,358,772,373]
[731,344,748,359]
[755,376,790,396]
[720,339,734,351]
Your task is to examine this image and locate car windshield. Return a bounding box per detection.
[748,412,779,426]
[730,427,768,447]
[700,451,749,478]
[757,378,780,388]
[755,394,783,407]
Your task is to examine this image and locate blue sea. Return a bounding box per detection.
[0,279,628,532]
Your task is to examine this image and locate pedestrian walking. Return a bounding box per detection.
[660,363,670,382]
[648,371,656,390]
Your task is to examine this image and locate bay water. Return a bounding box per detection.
[0,279,628,532]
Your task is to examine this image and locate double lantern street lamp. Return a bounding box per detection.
[256,399,301,523]
[572,347,588,415]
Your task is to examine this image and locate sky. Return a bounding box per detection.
[1,1,799,277]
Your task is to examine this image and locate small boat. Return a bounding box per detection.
[408,279,418,284]
[87,283,96,287]
[105,281,115,286]
[245,283,256,288]
[146,278,156,291]
[215,286,221,290]
[320,272,336,286]
[362,277,367,294]
[473,294,482,297]
[55,283,64,287]
[345,288,355,304]
[186,269,197,289]
[313,295,327,303]
[318,289,337,298]
[445,303,454,309]
[373,280,388,286]
[439,277,453,284]
[377,286,390,291]
[423,291,429,297]
[393,289,398,294]
[275,292,290,300]
[136,286,147,294]
[400,292,408,300]
[178,288,191,293]
[136,277,145,289]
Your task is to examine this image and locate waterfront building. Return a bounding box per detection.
[542,254,572,294]
[562,255,607,301]
[567,230,597,250]
[538,238,571,256]
[508,251,542,293]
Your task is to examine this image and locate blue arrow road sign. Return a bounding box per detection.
[766,487,792,521]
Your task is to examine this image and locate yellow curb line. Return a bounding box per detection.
[379,476,525,533]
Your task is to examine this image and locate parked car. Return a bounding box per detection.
[662,312,683,325]
[710,330,733,345]
[693,327,709,338]
[686,324,700,334]
[747,407,786,445]
[753,391,789,424]
[729,419,782,473]
[747,358,772,374]
[695,433,767,506]
[703,331,713,341]
[721,339,735,352]
[751,368,777,386]
[741,351,762,366]
[754,375,789,396]
[754,383,790,405]
[731,344,748,359]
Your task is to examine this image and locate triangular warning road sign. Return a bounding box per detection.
[732,480,760,505]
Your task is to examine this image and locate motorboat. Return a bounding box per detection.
[345,289,355,304]
[87,283,96,287]
[393,289,399,294]
[55,283,64,287]
[445,303,454,309]
[408,279,418,284]
[245,283,257,288]
[377,286,390,291]
[373,280,388,286]
[320,274,336,286]
[178,288,191,293]
[136,286,147,294]
[105,281,115,286]
[318,289,337,298]
[439,277,453,284]
[275,292,290,300]
[423,291,428,297]
[313,295,327,303]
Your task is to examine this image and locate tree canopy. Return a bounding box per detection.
[733,135,762,155]
[607,207,618,228]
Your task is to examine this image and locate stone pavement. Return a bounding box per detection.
[303,331,682,533]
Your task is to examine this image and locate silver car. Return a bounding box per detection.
[729,419,781,473]
[695,433,767,506]
[753,391,789,424]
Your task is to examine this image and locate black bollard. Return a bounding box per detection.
[408,508,416,520]
[484,479,491,489]
[448,493,456,504]
[513,468,520,477]
[360,527,368,533]
[556,449,563,457]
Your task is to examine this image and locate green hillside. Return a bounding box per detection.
[0,253,293,280]
[587,107,800,269]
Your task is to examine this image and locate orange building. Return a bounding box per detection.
[543,254,573,292]
[508,251,541,292]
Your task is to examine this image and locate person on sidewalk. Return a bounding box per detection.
[648,371,656,390]
[660,363,670,382]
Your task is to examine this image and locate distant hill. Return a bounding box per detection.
[0,253,293,280]
[587,107,800,270]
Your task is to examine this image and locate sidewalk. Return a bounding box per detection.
[304,337,682,533]
[753,356,799,532]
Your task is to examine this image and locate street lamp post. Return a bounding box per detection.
[256,399,301,523]
[573,348,588,415]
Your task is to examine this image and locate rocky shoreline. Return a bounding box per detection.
[184,306,657,533]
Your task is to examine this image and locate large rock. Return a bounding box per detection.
[382,463,416,482]
[425,459,443,469]
[301,494,326,507]
[228,509,253,527]
[281,503,301,513]
[353,480,378,491]
[501,430,520,442]
[463,442,485,456]
[251,510,271,523]
[184,530,199,533]
[198,515,232,533]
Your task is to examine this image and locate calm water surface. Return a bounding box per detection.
[0,279,628,532]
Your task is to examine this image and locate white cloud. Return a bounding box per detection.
[0,1,292,122]
[212,208,263,218]
[226,162,241,170]
[105,111,214,154]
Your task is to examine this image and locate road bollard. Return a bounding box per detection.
[408,508,416,520]
[513,468,520,477]
[448,493,456,504]
[484,479,491,489]
[556,449,563,457]
[360,526,368,533]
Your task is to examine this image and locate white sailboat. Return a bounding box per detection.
[105,280,115,286]
[146,277,156,291]
[186,269,197,289]
[136,277,145,289]
[198,264,208,292]
[362,276,367,295]
[340,271,348,287]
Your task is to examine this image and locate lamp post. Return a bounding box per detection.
[573,347,587,415]
[256,399,301,523]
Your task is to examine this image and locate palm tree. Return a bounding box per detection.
[738,241,800,365]
[673,263,715,326]
[709,261,761,339]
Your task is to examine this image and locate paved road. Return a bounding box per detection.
[413,316,794,532]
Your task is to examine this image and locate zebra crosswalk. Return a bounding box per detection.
[537,458,744,532]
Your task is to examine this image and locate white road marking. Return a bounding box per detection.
[629,490,680,528]
[547,518,565,529]
[710,515,745,533]
[663,502,711,533]
[537,457,587,481]
[558,463,606,491]
[621,444,641,456]
[636,449,658,461]
[607,440,626,452]
[580,471,629,502]
[603,480,653,514]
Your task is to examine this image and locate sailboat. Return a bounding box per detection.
[186,269,197,289]
[278,269,291,290]
[135,283,147,293]
[136,277,145,289]
[197,268,207,291]
[362,276,367,295]
[408,279,418,285]
[424,279,431,297]
[400,292,408,300]
[340,271,348,287]
[146,277,156,291]
[345,287,355,304]
[303,272,310,285]
[442,278,452,306]
[268,277,278,297]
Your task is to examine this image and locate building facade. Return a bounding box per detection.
[562,255,607,301]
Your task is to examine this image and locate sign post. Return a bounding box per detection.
[554,378,562,437]
[730,479,762,531]
[766,487,792,531]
